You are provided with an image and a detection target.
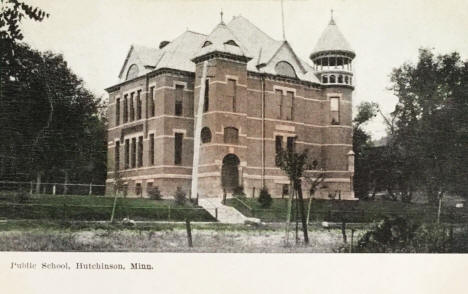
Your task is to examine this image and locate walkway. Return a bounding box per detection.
[198,198,260,224]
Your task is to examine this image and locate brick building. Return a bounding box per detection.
[105,15,356,200]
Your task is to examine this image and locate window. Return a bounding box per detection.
[338,75,343,84]
[224,40,239,47]
[174,133,183,165]
[322,76,328,84]
[275,135,283,166]
[345,76,349,84]
[202,41,212,47]
[115,141,120,171]
[287,137,295,154]
[275,61,297,78]
[203,79,209,112]
[201,127,212,143]
[276,89,283,119]
[126,64,139,80]
[146,182,153,196]
[227,79,236,112]
[124,139,130,169]
[137,90,142,120]
[330,97,340,124]
[149,133,155,165]
[282,184,289,198]
[224,127,239,144]
[130,92,135,121]
[123,95,128,123]
[137,136,143,167]
[175,85,184,116]
[131,138,136,168]
[330,75,336,83]
[150,86,155,117]
[115,98,120,125]
[285,91,294,120]
[135,183,142,197]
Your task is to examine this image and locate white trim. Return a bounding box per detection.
[272,85,297,95]
[201,143,247,149]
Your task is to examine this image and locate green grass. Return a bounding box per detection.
[0,193,215,222]
[226,197,468,223]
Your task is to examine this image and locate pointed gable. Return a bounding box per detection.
[193,22,250,62]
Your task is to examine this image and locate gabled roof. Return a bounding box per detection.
[193,22,250,61]
[310,18,355,58]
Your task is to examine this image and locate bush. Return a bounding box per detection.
[356,216,452,253]
[15,190,30,203]
[174,186,186,205]
[148,186,162,200]
[232,185,245,197]
[258,188,272,208]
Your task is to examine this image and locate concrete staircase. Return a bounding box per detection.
[198,198,260,224]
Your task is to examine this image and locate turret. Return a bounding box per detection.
[310,15,355,87]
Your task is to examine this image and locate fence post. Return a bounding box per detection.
[185,220,193,248]
[89,183,92,195]
[168,206,171,220]
[53,185,56,195]
[29,181,33,194]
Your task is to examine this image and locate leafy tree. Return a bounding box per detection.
[390,49,468,205]
[258,187,272,208]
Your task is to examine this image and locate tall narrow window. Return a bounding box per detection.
[174,133,183,165]
[285,91,294,120]
[203,79,209,112]
[137,136,143,167]
[275,89,283,119]
[123,95,128,123]
[150,86,155,117]
[130,92,135,121]
[149,133,155,165]
[124,139,130,169]
[131,137,136,168]
[115,141,120,171]
[224,127,239,144]
[137,90,142,120]
[330,97,340,124]
[227,79,237,112]
[275,135,283,166]
[175,85,184,116]
[115,98,120,126]
[287,137,295,154]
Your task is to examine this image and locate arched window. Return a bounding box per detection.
[126,64,139,80]
[322,75,328,83]
[338,75,343,84]
[224,127,239,144]
[345,76,349,84]
[202,41,212,47]
[275,61,297,78]
[224,40,239,47]
[329,75,336,83]
[201,127,212,143]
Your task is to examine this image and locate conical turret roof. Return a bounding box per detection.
[310,18,354,59]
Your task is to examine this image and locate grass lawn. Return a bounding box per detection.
[226,196,468,223]
[0,193,215,221]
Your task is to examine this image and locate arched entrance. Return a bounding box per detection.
[221,154,240,193]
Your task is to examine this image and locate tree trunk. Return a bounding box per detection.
[63,170,69,195]
[35,172,42,194]
[285,185,293,245]
[295,179,309,244]
[295,188,299,244]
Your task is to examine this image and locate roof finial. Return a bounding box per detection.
[330,9,335,25]
[220,10,224,24]
[281,0,286,40]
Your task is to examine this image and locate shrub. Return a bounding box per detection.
[258,188,272,208]
[174,186,186,205]
[148,186,162,200]
[15,190,30,203]
[233,185,245,197]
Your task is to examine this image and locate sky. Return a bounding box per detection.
[21,0,468,139]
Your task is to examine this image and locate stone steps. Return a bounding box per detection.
[198,198,260,224]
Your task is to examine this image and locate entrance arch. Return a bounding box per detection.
[221,154,240,192]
